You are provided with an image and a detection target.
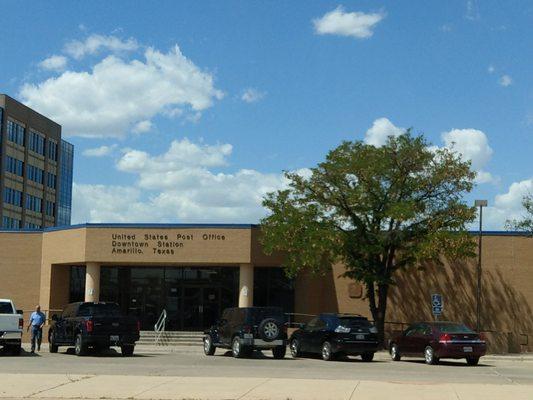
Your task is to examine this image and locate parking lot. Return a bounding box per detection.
[1,345,533,386]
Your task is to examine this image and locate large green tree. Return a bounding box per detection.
[260,133,477,344]
[506,194,533,235]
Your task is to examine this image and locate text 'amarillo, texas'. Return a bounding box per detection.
[110,232,227,255]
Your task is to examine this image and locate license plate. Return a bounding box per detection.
[356,334,365,340]
[110,335,119,342]
[244,333,253,339]
[463,346,473,352]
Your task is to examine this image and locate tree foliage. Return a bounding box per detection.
[260,133,477,341]
[506,194,533,235]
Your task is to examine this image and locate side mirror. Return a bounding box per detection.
[16,309,23,315]
[51,314,59,321]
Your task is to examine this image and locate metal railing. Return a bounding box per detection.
[154,309,167,346]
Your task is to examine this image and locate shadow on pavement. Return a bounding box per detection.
[402,359,493,367]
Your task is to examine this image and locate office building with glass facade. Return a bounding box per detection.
[0,94,73,229]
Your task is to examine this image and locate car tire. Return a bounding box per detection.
[466,357,480,366]
[203,335,216,356]
[49,334,58,353]
[361,352,374,362]
[290,339,301,358]
[424,346,439,365]
[321,341,335,361]
[258,318,282,342]
[272,345,286,359]
[74,334,87,356]
[390,343,401,361]
[121,345,135,357]
[232,337,244,358]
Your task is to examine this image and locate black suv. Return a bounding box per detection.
[203,307,288,359]
[289,313,379,361]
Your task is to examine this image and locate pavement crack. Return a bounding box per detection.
[132,377,178,397]
[348,381,360,400]
[28,374,94,397]
[236,378,271,400]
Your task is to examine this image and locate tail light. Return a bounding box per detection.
[479,332,487,342]
[18,318,24,330]
[243,325,253,334]
[439,333,452,343]
[136,320,141,332]
[85,320,94,333]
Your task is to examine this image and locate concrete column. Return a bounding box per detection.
[85,262,101,302]
[238,263,254,307]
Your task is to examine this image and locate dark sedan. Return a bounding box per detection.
[289,313,379,361]
[389,321,487,366]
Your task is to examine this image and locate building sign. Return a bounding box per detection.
[110,232,227,255]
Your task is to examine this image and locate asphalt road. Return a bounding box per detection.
[1,345,532,386]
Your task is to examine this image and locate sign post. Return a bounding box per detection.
[431,294,443,321]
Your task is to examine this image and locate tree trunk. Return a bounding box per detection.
[366,281,389,348]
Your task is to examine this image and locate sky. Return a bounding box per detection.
[0,0,531,230]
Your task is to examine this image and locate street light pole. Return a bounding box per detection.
[474,199,487,332]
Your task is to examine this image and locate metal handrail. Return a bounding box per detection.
[154,309,167,346]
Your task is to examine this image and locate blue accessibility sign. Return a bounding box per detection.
[431,294,443,315]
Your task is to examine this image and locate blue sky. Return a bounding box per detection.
[0,1,531,228]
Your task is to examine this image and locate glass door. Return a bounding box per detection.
[182,286,202,330]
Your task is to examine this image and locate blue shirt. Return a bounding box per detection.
[29,311,46,327]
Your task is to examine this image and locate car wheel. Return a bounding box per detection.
[272,345,286,359]
[361,352,374,362]
[390,343,401,361]
[74,334,87,356]
[49,334,58,353]
[203,335,216,356]
[258,318,282,342]
[232,337,244,358]
[290,339,301,358]
[321,341,335,361]
[424,346,438,365]
[121,345,135,357]
[466,357,480,366]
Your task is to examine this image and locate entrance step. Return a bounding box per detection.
[138,331,204,347]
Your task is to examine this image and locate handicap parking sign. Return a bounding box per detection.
[431,294,443,315]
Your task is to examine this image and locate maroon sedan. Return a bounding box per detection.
[389,322,486,366]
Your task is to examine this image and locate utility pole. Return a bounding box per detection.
[474,199,487,332]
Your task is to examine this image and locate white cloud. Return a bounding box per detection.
[241,88,265,103]
[82,145,117,157]
[20,45,224,138]
[73,138,289,224]
[441,128,495,184]
[364,117,404,146]
[465,0,480,21]
[64,34,138,59]
[483,179,533,230]
[313,6,385,39]
[487,65,495,74]
[499,75,512,87]
[38,55,68,72]
[132,120,152,134]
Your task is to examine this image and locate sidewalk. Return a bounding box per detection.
[0,373,532,400]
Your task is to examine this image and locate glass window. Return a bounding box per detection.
[57,140,74,226]
[253,267,294,313]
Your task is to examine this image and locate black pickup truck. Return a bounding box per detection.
[48,302,140,356]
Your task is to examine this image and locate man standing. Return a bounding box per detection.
[27,305,46,353]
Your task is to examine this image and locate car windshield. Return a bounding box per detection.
[247,307,284,323]
[0,301,13,314]
[337,317,372,329]
[78,303,121,317]
[435,323,475,333]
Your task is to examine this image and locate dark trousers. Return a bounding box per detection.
[31,326,43,352]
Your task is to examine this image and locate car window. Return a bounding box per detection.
[246,307,284,324]
[435,323,475,333]
[315,318,327,330]
[62,304,74,318]
[306,317,319,330]
[404,325,418,336]
[338,317,372,329]
[78,303,121,317]
[421,324,432,335]
[0,301,14,314]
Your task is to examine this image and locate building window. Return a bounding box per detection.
[46,172,57,189]
[45,200,55,217]
[28,130,45,155]
[254,268,295,313]
[27,165,45,185]
[25,194,42,213]
[2,216,21,229]
[5,156,24,176]
[7,120,25,146]
[57,140,74,226]
[48,140,58,161]
[24,222,41,229]
[3,187,23,207]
